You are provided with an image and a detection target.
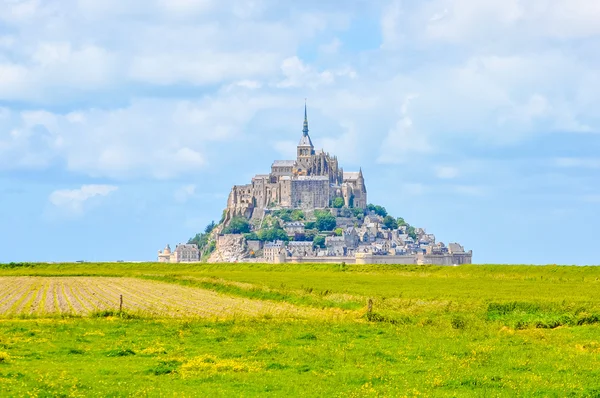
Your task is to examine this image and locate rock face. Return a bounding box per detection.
[207,234,248,263]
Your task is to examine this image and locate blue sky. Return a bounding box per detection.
[1,0,599,264]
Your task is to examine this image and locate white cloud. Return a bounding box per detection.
[380,0,403,49]
[276,56,356,89]
[435,166,459,179]
[420,0,600,44]
[0,93,297,178]
[157,0,215,16]
[378,95,432,164]
[555,158,600,169]
[318,121,361,164]
[174,184,197,203]
[319,38,342,54]
[129,52,280,86]
[49,184,118,215]
[273,140,297,159]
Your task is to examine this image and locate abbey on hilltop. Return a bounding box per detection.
[224,104,367,224]
[158,104,472,265]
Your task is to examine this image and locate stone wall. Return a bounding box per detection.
[291,177,330,209]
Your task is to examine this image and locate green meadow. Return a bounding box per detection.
[1,263,600,396]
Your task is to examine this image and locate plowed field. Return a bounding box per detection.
[0,277,328,318]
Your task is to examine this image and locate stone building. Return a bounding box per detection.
[284,222,306,236]
[264,241,286,263]
[225,104,367,222]
[157,243,200,263]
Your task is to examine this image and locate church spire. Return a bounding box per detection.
[302,100,309,137]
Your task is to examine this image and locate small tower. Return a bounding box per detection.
[297,101,315,169]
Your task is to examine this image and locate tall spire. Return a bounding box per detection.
[302,99,309,137]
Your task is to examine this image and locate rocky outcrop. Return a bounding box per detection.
[207,234,249,263]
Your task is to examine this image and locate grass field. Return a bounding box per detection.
[1,263,600,396]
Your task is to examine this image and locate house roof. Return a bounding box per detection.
[288,241,313,247]
[284,222,305,227]
[175,244,199,252]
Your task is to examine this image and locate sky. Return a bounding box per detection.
[0,0,599,264]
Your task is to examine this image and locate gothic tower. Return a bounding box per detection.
[296,102,315,171]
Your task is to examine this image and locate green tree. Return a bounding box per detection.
[314,210,336,231]
[383,215,398,230]
[272,219,283,230]
[397,217,407,227]
[334,227,343,236]
[304,229,318,241]
[313,235,326,249]
[188,233,209,251]
[366,204,388,217]
[304,221,316,230]
[407,226,417,241]
[291,210,305,221]
[332,197,345,208]
[204,221,216,234]
[257,228,289,242]
[223,217,251,234]
[243,232,259,241]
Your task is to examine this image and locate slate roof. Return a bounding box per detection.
[298,134,314,147]
[288,241,313,247]
[174,244,199,252]
[272,160,296,167]
[265,240,285,248]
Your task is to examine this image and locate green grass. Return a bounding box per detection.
[1,262,600,396]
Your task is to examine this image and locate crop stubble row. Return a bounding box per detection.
[0,277,327,318]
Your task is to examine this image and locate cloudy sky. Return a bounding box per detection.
[1,0,599,264]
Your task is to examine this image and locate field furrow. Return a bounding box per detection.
[0,278,21,305]
[99,280,170,315]
[0,276,333,319]
[66,283,92,313]
[72,283,100,311]
[8,282,39,315]
[26,283,45,314]
[0,279,32,313]
[36,281,50,315]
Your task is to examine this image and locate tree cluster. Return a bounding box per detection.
[222,217,251,234]
[271,209,305,222]
[366,203,388,217]
[313,210,337,231]
[188,221,219,259]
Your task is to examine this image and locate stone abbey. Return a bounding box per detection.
[159,103,472,265]
[224,104,367,223]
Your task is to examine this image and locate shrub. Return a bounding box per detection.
[0,351,10,363]
[223,217,251,234]
[332,197,345,208]
[383,215,398,230]
[451,316,467,329]
[106,348,136,357]
[313,235,326,249]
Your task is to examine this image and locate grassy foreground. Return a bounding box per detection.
[1,263,600,396]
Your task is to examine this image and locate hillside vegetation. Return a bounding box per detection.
[1,263,599,396]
